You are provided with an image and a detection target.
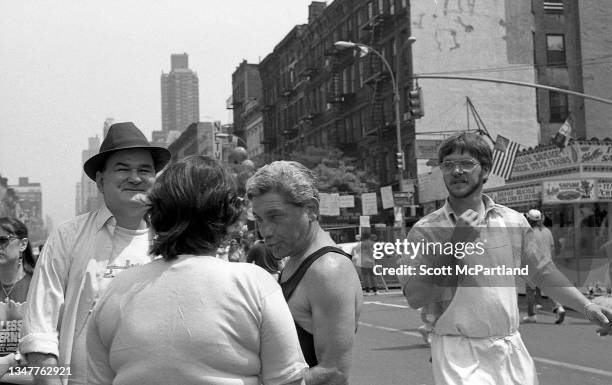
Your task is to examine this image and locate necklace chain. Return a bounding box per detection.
[2,282,17,302]
[1,271,24,302]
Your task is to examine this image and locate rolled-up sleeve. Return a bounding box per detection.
[19,226,71,357]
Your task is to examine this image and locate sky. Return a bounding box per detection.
[0,0,321,230]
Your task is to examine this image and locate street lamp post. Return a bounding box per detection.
[334,40,413,235]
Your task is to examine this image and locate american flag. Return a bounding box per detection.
[491,135,520,180]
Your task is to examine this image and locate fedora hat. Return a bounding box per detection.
[83,122,171,180]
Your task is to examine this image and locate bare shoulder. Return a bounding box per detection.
[302,251,360,294]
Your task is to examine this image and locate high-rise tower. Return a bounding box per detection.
[161,53,199,133]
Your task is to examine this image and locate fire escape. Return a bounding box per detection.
[359,12,393,183]
[324,45,356,152]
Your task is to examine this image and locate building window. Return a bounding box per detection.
[544,0,564,14]
[390,0,395,15]
[368,2,374,19]
[549,91,568,123]
[546,34,566,65]
[378,0,385,14]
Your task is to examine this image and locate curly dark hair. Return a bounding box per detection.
[0,217,36,274]
[148,156,244,260]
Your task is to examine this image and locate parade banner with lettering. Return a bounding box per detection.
[542,180,597,204]
[512,144,612,178]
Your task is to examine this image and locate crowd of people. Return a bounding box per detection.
[0,124,610,385]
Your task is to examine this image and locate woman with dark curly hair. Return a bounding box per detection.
[0,217,37,382]
[86,156,309,385]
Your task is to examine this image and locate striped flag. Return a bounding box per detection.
[491,135,520,180]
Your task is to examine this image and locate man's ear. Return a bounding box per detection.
[95,171,104,194]
[481,165,491,183]
[304,197,320,221]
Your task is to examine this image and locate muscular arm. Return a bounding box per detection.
[305,254,360,376]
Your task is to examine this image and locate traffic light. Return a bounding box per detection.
[396,151,405,170]
[408,87,424,119]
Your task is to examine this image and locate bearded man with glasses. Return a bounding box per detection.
[397,132,612,385]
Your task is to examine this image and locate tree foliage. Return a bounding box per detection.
[288,146,379,194]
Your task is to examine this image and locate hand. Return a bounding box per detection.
[304,366,348,385]
[0,353,18,377]
[589,296,612,336]
[451,209,482,243]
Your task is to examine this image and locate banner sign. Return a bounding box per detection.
[512,144,612,178]
[486,184,542,206]
[542,180,597,204]
[598,181,612,201]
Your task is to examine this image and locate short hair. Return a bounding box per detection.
[438,132,492,171]
[245,161,319,206]
[0,217,36,274]
[148,156,243,261]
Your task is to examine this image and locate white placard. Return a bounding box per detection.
[361,192,378,216]
[359,216,371,228]
[380,186,394,209]
[338,195,355,208]
[319,193,340,216]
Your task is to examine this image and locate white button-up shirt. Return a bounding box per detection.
[20,205,155,384]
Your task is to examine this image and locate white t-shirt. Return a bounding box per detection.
[95,226,151,295]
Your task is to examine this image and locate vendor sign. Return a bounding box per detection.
[512,143,612,178]
[487,184,541,205]
[598,181,612,201]
[542,180,597,204]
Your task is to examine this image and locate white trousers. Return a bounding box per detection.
[430,331,538,385]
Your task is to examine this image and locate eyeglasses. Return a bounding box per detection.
[0,235,19,249]
[439,160,481,174]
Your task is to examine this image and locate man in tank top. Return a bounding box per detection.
[247,161,362,384]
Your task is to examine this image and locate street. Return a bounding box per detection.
[350,291,612,385]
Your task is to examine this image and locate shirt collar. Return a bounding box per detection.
[443,194,497,224]
[95,204,116,231]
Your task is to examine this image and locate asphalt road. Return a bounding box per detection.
[349,291,612,385]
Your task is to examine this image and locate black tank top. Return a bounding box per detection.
[279,246,352,367]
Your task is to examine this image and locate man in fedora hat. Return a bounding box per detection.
[20,122,170,385]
